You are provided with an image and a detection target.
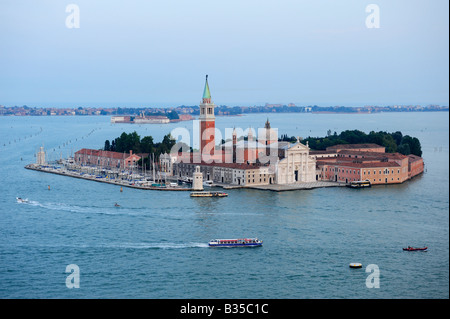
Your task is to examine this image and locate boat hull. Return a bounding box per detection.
[208,243,262,247]
[403,247,428,251]
[190,191,228,197]
[208,238,262,247]
[346,182,371,188]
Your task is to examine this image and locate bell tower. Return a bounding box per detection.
[199,75,215,158]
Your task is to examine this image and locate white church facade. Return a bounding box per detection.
[275,142,316,184]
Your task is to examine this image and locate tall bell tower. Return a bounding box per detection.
[199,75,215,158]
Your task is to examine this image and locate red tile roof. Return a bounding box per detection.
[75,149,139,160]
[317,160,400,168]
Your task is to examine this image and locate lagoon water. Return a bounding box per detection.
[0,112,448,298]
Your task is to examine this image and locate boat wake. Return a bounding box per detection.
[19,199,143,216]
[30,242,210,250]
[99,242,210,250]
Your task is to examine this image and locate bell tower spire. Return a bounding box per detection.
[203,75,211,104]
[199,75,215,159]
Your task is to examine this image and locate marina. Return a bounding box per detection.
[24,163,191,191]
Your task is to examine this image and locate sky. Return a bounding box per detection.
[0,0,448,108]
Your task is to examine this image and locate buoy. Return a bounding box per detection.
[48,185,51,191]
[120,187,123,192]
[349,263,362,269]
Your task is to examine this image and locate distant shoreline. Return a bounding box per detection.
[1,110,448,117]
[1,104,448,117]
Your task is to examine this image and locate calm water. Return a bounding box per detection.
[0,112,448,298]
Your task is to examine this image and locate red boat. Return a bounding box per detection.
[403,246,428,251]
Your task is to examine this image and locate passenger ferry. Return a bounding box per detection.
[208,238,263,247]
[346,180,371,188]
[190,191,228,197]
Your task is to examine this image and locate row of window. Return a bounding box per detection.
[322,167,360,174]
[363,169,400,175]
[322,167,401,175]
[246,178,267,184]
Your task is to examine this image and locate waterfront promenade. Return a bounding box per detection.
[25,163,344,192]
[246,181,344,191]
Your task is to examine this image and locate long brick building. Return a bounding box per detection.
[74,149,141,170]
[314,144,424,185]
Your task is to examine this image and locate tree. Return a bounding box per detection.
[392,131,403,145]
[104,140,111,151]
[397,143,411,155]
[410,137,422,156]
[140,136,154,154]
[293,129,421,154]
[400,136,422,156]
[114,131,141,153]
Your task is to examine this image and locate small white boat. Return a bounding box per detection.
[203,180,213,187]
[16,197,28,203]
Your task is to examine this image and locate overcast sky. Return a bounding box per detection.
[0,0,448,107]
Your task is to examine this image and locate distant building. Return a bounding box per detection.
[111,116,131,123]
[111,114,170,124]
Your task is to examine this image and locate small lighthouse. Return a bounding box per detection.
[192,166,204,191]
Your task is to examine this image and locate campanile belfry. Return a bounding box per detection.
[199,75,215,157]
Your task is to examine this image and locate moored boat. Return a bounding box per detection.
[208,238,262,247]
[346,180,371,188]
[403,246,428,251]
[190,191,228,197]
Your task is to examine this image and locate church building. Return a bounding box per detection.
[171,75,317,186]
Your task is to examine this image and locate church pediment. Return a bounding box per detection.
[287,142,309,152]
